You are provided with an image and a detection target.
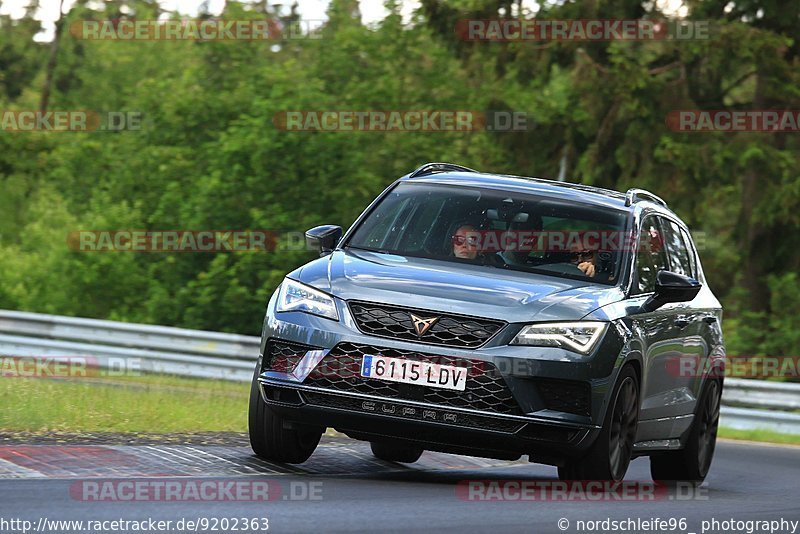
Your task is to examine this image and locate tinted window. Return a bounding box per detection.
[354,196,412,249]
[681,228,697,278]
[661,218,694,278]
[634,216,668,294]
[347,183,629,285]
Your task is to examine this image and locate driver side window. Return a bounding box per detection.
[633,216,668,295]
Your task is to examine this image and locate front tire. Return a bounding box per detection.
[248,363,323,464]
[650,379,721,485]
[559,365,639,481]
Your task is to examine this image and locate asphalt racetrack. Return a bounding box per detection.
[0,436,798,533]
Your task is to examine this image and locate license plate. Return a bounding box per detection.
[360,355,467,391]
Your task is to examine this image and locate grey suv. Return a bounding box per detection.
[249,163,725,483]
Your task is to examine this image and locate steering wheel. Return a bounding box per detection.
[485,252,511,268]
[560,262,587,276]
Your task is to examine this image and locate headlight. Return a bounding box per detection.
[511,322,607,354]
[276,278,339,321]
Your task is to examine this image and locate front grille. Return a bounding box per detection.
[303,392,524,432]
[262,339,314,373]
[348,301,505,348]
[535,378,591,416]
[303,342,522,415]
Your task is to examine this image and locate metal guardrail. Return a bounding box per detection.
[721,378,800,435]
[0,309,259,382]
[1,309,798,433]
[720,406,800,435]
[722,378,800,411]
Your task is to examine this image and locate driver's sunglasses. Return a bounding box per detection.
[571,250,595,261]
[452,235,479,247]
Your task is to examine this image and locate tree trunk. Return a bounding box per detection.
[39,0,65,113]
[737,72,769,312]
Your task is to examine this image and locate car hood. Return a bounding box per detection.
[289,249,625,323]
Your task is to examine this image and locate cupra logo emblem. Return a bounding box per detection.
[409,313,439,336]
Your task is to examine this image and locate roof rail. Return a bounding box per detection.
[624,188,667,207]
[408,162,478,178]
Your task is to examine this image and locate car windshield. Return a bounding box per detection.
[346,182,630,285]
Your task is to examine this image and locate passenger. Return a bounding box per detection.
[452,224,480,260]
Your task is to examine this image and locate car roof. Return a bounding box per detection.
[400,171,637,212]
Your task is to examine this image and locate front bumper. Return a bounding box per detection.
[258,376,597,462]
[254,297,626,462]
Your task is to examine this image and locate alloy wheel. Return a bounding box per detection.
[696,380,721,475]
[608,376,638,481]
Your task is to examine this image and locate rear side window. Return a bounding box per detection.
[633,216,668,295]
[681,229,698,278]
[661,218,694,278]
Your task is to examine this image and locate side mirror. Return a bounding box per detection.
[305,225,342,256]
[640,270,701,313]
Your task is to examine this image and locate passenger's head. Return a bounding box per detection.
[452,224,479,260]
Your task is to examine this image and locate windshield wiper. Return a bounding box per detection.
[346,244,392,254]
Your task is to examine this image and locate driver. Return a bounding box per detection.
[569,241,615,281]
[570,244,598,277]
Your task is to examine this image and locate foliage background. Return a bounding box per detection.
[0,0,798,358]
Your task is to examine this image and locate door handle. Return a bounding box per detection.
[674,315,691,329]
[703,316,718,324]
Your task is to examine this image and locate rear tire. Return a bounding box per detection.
[370,441,424,463]
[248,362,323,464]
[650,379,721,485]
[559,365,639,481]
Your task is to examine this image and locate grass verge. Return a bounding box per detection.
[718,427,800,445]
[0,374,249,433]
[4,375,800,445]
